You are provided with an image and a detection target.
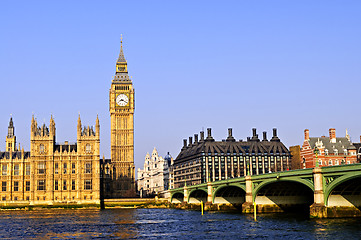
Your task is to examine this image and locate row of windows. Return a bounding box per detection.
[317,159,351,166]
[37,180,92,191]
[39,144,92,154]
[1,196,94,201]
[0,163,92,176]
[2,181,30,191]
[1,180,92,191]
[2,164,31,176]
[115,85,130,90]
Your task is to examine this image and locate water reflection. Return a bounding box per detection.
[0,209,360,239]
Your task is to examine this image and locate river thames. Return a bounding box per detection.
[0,208,360,239]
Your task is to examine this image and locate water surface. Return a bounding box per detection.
[0,208,360,239]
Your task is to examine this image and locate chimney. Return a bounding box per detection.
[188,137,193,146]
[183,139,187,148]
[271,128,280,142]
[206,128,214,141]
[304,129,309,140]
[262,131,267,141]
[329,128,336,143]
[251,128,259,141]
[194,134,198,143]
[226,128,235,142]
[200,131,204,141]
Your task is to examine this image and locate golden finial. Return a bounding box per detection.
[120,34,123,45]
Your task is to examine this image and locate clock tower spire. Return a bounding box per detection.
[108,36,135,198]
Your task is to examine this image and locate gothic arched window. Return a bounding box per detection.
[39,144,45,154]
[86,144,91,153]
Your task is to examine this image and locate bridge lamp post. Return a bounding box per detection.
[314,147,320,168]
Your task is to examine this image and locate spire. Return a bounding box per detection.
[9,116,14,128]
[95,114,100,137]
[78,114,82,125]
[96,114,99,126]
[117,34,126,63]
[346,129,350,141]
[7,116,14,138]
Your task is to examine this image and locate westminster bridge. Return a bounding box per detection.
[169,164,361,218]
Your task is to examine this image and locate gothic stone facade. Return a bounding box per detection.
[0,116,100,204]
[173,128,291,189]
[300,128,357,168]
[107,39,136,198]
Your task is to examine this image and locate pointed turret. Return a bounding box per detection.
[96,114,100,137]
[77,114,82,138]
[117,35,127,63]
[113,35,131,83]
[31,115,37,138]
[6,116,16,152]
[7,117,14,138]
[346,129,350,141]
[115,35,128,74]
[49,115,56,137]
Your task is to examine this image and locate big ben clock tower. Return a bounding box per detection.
[109,37,135,197]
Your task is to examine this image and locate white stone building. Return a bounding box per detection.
[137,148,173,197]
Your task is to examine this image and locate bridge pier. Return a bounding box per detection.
[207,182,212,203]
[183,185,188,203]
[310,167,327,218]
[242,175,254,213]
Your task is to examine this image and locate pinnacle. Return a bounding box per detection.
[117,38,126,63]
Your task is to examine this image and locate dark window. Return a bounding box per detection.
[72,163,76,174]
[63,163,67,174]
[85,163,91,174]
[25,181,30,191]
[55,163,59,174]
[54,180,58,190]
[37,180,45,190]
[84,180,92,190]
[63,180,67,190]
[13,181,19,191]
[72,180,76,190]
[2,181,6,191]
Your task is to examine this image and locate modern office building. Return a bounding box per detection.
[173,128,291,188]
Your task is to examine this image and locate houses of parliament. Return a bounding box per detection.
[0,40,135,204]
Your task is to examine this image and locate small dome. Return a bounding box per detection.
[164,152,172,160]
[164,152,172,165]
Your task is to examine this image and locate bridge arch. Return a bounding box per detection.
[213,185,246,205]
[188,189,207,203]
[171,192,184,203]
[253,178,314,199]
[253,179,314,212]
[325,173,361,207]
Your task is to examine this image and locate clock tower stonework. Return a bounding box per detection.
[109,39,135,197]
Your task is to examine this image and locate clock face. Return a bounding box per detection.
[116,94,129,106]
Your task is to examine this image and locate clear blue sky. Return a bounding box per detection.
[1,1,361,172]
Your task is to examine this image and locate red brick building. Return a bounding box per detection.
[300,128,357,169]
